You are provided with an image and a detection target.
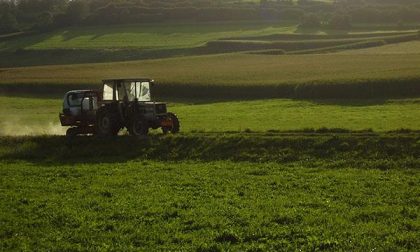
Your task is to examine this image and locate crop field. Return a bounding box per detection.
[2,53,420,87]
[337,40,420,55]
[1,20,420,251]
[1,52,420,100]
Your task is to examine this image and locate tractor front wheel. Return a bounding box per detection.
[162,112,180,134]
[129,116,149,136]
[66,127,79,138]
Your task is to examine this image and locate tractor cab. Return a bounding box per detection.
[102,79,152,102]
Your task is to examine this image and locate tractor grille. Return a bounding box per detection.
[155,104,167,114]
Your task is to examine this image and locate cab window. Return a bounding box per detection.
[82,96,98,111]
[68,93,83,107]
[103,83,113,100]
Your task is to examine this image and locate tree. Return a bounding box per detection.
[0,12,19,34]
[299,13,321,29]
[33,11,54,31]
[65,0,89,24]
[328,13,352,29]
[260,0,268,8]
[17,0,67,14]
[297,0,309,6]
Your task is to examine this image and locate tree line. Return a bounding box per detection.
[1,0,420,34]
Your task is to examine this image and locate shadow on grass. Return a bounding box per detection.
[0,90,402,108]
[225,30,416,41]
[308,99,389,107]
[0,83,97,99]
[1,78,420,101]
[0,31,61,52]
[0,47,199,68]
[0,132,419,166]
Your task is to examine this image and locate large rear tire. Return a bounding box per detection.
[129,116,149,137]
[96,111,119,136]
[162,112,180,134]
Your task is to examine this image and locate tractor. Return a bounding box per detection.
[59,78,180,137]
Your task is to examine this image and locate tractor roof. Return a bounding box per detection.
[65,90,97,94]
[102,78,154,83]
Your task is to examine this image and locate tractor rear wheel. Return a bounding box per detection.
[162,112,180,134]
[129,116,149,136]
[97,111,119,136]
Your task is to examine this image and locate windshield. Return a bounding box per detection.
[123,81,151,102]
[138,82,151,101]
[102,81,151,101]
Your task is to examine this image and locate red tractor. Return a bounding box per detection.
[59,78,180,137]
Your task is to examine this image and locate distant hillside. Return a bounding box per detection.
[1,0,420,35]
[0,21,418,67]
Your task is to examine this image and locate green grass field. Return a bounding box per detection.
[1,135,419,251]
[1,21,420,251]
[2,22,411,52]
[0,23,298,51]
[2,160,418,251]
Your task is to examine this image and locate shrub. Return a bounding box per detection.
[65,0,90,25]
[0,12,19,34]
[299,13,322,29]
[32,11,54,32]
[328,14,352,30]
[279,8,305,20]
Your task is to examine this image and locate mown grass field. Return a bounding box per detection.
[1,135,419,251]
[1,96,420,135]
